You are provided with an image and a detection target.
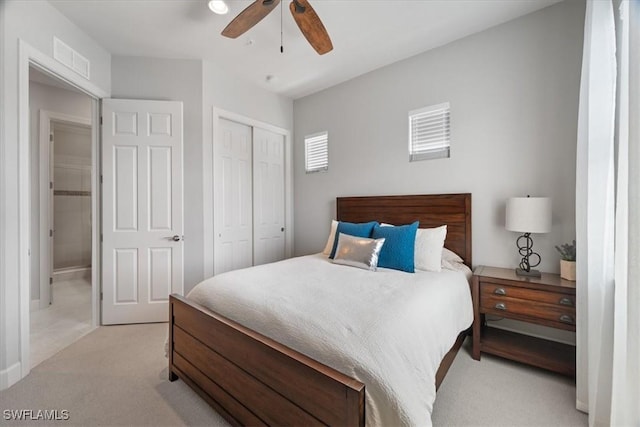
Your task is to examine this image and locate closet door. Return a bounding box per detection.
[214,118,253,275]
[252,128,286,266]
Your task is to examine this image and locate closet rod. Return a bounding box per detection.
[53,190,91,197]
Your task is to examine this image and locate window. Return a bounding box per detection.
[408,102,450,161]
[305,131,328,173]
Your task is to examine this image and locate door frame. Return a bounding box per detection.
[204,108,293,278]
[38,111,92,310]
[18,40,108,378]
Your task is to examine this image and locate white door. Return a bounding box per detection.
[252,128,286,266]
[102,99,183,325]
[214,118,253,275]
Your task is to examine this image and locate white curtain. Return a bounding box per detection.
[576,0,640,425]
[611,1,640,425]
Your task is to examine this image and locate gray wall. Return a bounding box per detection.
[203,60,294,131]
[1,0,111,389]
[201,60,294,278]
[29,81,92,301]
[293,0,584,273]
[112,57,294,294]
[293,0,585,343]
[111,56,204,293]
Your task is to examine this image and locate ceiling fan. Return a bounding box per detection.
[221,0,333,55]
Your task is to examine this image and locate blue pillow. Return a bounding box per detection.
[371,221,419,273]
[329,221,378,259]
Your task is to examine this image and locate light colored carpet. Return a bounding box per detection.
[0,323,587,426]
[432,342,587,426]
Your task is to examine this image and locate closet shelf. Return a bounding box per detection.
[54,190,91,197]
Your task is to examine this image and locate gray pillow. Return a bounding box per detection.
[331,233,386,271]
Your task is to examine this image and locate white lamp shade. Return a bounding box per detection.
[505,197,551,233]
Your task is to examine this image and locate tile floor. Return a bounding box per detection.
[30,277,94,368]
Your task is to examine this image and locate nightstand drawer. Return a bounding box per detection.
[481,294,576,328]
[481,282,575,307]
[472,266,577,376]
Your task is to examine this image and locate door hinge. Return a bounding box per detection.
[49,277,53,285]
[100,116,103,126]
[100,233,103,243]
[100,175,103,184]
[50,181,53,189]
[50,229,53,237]
[49,133,53,142]
[100,292,103,301]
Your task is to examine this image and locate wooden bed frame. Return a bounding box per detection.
[169,193,472,426]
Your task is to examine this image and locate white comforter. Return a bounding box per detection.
[187,254,473,426]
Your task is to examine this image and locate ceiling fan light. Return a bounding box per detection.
[208,0,229,15]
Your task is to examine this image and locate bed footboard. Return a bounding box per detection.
[169,294,365,426]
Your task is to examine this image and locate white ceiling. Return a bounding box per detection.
[50,0,560,99]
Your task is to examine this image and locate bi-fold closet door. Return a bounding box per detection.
[214,118,286,275]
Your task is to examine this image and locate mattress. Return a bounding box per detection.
[187,254,473,426]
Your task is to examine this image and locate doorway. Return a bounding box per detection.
[29,67,95,368]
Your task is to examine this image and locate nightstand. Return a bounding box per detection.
[472,265,576,377]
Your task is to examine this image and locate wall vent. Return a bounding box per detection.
[53,37,90,80]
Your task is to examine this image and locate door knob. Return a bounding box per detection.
[167,235,182,242]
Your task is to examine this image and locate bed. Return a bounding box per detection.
[169,193,472,426]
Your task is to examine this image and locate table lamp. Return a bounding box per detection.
[505,196,551,277]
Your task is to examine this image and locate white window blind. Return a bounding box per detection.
[408,102,450,161]
[305,131,328,173]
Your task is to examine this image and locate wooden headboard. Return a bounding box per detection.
[336,193,472,268]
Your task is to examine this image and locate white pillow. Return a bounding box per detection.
[414,225,447,272]
[442,247,463,263]
[322,220,338,256]
[442,247,464,267]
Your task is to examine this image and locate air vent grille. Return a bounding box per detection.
[53,37,90,79]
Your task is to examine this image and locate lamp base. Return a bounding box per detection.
[515,268,542,278]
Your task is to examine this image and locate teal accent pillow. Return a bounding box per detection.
[329,221,378,259]
[371,221,419,273]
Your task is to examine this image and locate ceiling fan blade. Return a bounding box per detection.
[222,0,281,39]
[289,0,333,55]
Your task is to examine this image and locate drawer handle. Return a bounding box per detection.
[494,288,507,296]
[559,297,574,306]
[495,303,507,311]
[559,314,574,324]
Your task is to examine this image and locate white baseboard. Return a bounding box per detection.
[0,361,22,391]
[53,267,91,282]
[576,399,588,413]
